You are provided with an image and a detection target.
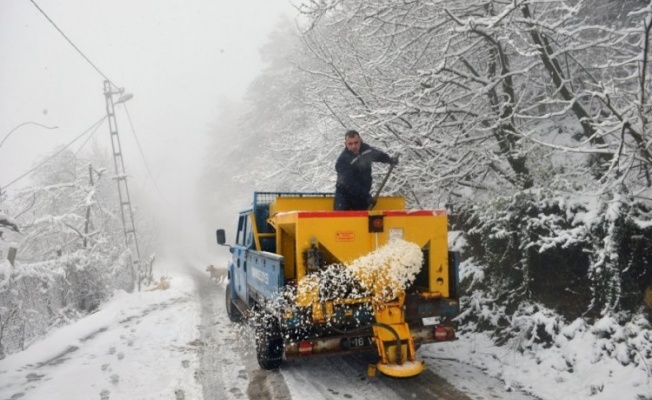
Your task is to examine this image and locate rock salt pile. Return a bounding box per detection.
[296,239,423,305]
[347,239,423,303]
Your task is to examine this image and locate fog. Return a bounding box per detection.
[0,0,296,260]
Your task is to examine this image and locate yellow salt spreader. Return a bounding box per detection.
[218,192,459,378]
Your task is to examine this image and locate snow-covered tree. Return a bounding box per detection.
[0,147,136,358]
[292,0,652,206]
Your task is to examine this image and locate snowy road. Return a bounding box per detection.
[0,261,539,400]
[1,260,645,399]
[193,264,291,400]
[190,264,538,400]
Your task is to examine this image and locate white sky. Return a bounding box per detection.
[0,0,296,256]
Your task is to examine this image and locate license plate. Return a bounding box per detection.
[342,336,374,349]
[422,316,441,326]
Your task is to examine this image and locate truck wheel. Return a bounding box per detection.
[255,314,283,370]
[225,283,243,323]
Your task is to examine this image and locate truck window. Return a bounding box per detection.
[236,213,253,247]
[244,214,253,248]
[236,214,247,246]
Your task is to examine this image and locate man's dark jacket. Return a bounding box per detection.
[335,142,392,210]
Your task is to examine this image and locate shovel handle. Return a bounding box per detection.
[369,163,395,210]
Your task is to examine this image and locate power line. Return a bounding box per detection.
[28,0,119,89]
[1,122,58,149]
[1,116,107,191]
[123,104,167,202]
[73,119,103,156]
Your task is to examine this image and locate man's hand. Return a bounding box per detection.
[390,155,399,165]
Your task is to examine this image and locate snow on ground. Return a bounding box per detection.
[423,331,652,400]
[0,256,650,400]
[0,263,203,400]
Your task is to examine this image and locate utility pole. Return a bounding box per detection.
[103,80,142,291]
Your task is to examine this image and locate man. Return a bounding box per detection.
[334,130,398,211]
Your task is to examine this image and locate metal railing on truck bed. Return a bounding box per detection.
[251,192,334,252]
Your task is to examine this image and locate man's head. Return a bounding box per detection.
[344,130,362,155]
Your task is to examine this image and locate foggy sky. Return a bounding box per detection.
[0,0,296,257]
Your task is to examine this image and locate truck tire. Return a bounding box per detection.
[225,283,243,323]
[255,314,283,370]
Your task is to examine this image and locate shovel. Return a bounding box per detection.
[368,162,395,210]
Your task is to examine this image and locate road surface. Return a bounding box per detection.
[190,265,538,400]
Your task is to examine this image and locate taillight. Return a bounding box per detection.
[368,215,384,232]
[298,341,313,355]
[434,326,448,341]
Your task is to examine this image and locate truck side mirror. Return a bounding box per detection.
[216,229,226,245]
